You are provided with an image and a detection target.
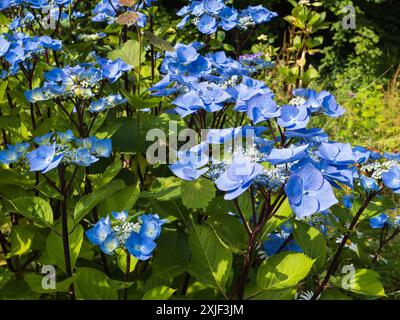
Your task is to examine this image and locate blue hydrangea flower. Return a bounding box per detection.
[170,143,209,181]
[352,146,371,164]
[277,105,310,130]
[138,214,166,241]
[86,216,112,246]
[91,138,112,158]
[100,234,120,255]
[0,143,29,165]
[215,154,263,200]
[34,132,53,145]
[125,233,157,261]
[316,142,355,166]
[27,144,64,173]
[246,93,280,124]
[369,213,389,229]
[172,91,205,117]
[264,144,309,165]
[73,148,99,167]
[89,94,127,113]
[382,166,400,193]
[293,89,345,117]
[197,14,218,34]
[359,175,380,192]
[342,194,355,210]
[263,232,302,256]
[57,130,74,143]
[97,57,132,83]
[285,163,338,218]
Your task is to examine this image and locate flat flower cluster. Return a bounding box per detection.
[86,211,166,260]
[0,32,62,78]
[24,57,131,109]
[177,0,277,34]
[149,42,273,117]
[0,130,112,173]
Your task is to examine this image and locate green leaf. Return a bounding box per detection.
[7,226,34,258]
[46,224,84,273]
[152,230,190,280]
[228,192,253,220]
[293,220,326,269]
[257,252,314,291]
[140,177,182,201]
[333,269,385,297]
[116,250,138,274]
[181,178,216,210]
[143,30,175,51]
[24,273,75,294]
[188,225,232,297]
[73,179,125,223]
[261,199,292,239]
[98,184,140,214]
[74,268,118,300]
[108,39,144,68]
[9,196,53,226]
[0,169,35,186]
[208,214,247,253]
[89,160,123,190]
[0,80,7,101]
[142,286,176,300]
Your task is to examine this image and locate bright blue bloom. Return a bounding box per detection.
[100,234,119,255]
[352,146,371,164]
[219,6,238,30]
[86,215,112,246]
[316,159,354,189]
[197,14,218,34]
[277,105,309,130]
[246,93,280,124]
[170,142,209,181]
[383,152,400,161]
[125,233,157,261]
[264,144,309,165]
[263,232,302,256]
[0,147,20,165]
[360,175,380,192]
[73,148,99,167]
[285,128,328,144]
[228,83,266,112]
[112,211,129,220]
[194,82,230,112]
[342,194,354,209]
[285,162,338,218]
[172,91,205,117]
[0,38,10,56]
[34,132,53,145]
[0,142,29,164]
[382,166,400,193]
[24,88,48,103]
[215,154,263,200]
[138,214,166,241]
[293,89,345,117]
[91,138,112,158]
[27,144,63,173]
[240,5,278,25]
[89,94,127,113]
[369,213,389,229]
[97,57,132,83]
[316,142,355,166]
[57,130,74,143]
